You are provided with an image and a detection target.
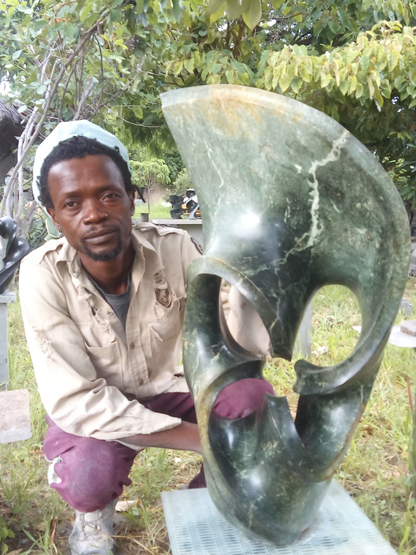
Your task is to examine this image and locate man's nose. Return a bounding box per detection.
[82,200,108,224]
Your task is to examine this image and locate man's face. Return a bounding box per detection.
[47,154,135,262]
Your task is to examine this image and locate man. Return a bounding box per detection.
[20,121,274,555]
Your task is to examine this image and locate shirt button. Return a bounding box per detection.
[137,379,143,386]
[130,342,135,350]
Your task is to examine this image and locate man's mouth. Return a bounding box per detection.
[83,228,119,244]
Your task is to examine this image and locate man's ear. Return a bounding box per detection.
[129,191,135,216]
[46,207,61,232]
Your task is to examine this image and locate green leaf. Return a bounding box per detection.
[279,71,292,92]
[79,4,90,21]
[367,76,375,98]
[110,8,122,22]
[299,65,311,83]
[348,74,357,94]
[356,82,364,98]
[242,0,262,30]
[373,87,384,109]
[111,0,124,6]
[193,51,202,68]
[212,63,222,75]
[12,49,22,60]
[184,58,194,72]
[225,0,244,20]
[132,106,143,118]
[321,71,331,88]
[207,0,223,15]
[389,49,400,73]
[294,13,302,22]
[291,76,302,94]
[172,0,183,22]
[226,69,235,83]
[339,79,349,95]
[173,60,184,75]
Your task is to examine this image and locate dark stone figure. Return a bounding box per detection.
[169,194,184,219]
[161,85,410,545]
[0,217,30,294]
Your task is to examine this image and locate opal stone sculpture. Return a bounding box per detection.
[0,217,30,294]
[161,85,410,545]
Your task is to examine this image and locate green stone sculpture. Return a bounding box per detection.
[161,85,410,545]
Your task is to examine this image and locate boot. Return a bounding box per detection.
[69,498,117,555]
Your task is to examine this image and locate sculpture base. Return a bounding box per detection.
[161,480,396,555]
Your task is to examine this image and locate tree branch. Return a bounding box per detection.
[0,14,109,217]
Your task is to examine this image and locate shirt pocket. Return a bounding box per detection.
[147,296,185,379]
[149,296,184,342]
[84,341,123,390]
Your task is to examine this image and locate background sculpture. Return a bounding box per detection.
[161,85,410,545]
[0,217,30,294]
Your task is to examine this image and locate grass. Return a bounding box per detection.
[133,201,171,220]
[0,280,416,554]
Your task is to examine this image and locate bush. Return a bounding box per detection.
[170,169,192,196]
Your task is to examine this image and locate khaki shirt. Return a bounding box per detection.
[19,223,201,443]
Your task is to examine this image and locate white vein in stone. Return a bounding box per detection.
[305,129,350,248]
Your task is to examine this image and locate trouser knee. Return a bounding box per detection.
[44,422,136,513]
[213,378,275,419]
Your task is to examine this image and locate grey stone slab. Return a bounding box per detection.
[0,389,31,443]
[162,481,397,555]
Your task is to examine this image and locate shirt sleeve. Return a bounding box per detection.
[180,231,202,289]
[180,231,270,356]
[19,257,182,445]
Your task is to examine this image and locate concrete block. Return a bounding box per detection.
[0,389,31,443]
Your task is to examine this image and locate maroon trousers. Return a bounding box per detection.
[43,379,275,512]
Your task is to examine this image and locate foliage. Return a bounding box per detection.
[130,158,170,211]
[170,167,193,195]
[0,516,14,555]
[1,0,416,229]
[26,214,47,250]
[163,153,184,184]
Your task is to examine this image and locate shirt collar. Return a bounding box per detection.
[54,226,161,285]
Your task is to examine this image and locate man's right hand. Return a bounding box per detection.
[120,421,202,454]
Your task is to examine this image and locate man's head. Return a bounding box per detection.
[33,121,138,263]
[38,135,137,210]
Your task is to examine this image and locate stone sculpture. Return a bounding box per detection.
[0,217,30,294]
[161,85,410,545]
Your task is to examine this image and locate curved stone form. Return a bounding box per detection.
[161,85,410,545]
[0,217,30,294]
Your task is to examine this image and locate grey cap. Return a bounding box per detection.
[32,120,129,212]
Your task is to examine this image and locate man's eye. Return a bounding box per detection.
[65,201,78,208]
[104,193,120,200]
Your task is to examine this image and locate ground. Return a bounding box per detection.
[0,281,415,554]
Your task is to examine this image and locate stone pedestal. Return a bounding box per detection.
[0,290,15,390]
[162,481,397,555]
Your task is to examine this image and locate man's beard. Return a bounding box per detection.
[81,236,123,262]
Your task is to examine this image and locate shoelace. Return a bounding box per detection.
[80,513,105,541]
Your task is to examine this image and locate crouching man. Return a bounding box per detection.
[19,121,274,555]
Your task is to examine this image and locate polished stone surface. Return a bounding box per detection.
[161,85,410,544]
[0,217,30,294]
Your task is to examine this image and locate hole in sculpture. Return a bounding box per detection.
[220,279,270,358]
[310,284,361,367]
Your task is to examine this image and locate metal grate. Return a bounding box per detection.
[161,480,397,555]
